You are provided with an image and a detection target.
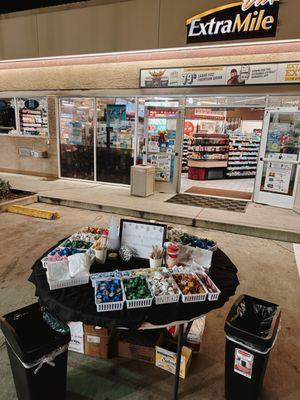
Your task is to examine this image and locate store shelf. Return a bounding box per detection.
[188,159,228,168]
[227,135,260,179]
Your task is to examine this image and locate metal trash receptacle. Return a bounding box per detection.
[0,303,70,400]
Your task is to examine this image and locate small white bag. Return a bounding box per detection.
[68,253,92,278]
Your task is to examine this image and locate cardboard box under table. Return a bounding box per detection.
[84,325,117,359]
[117,330,163,364]
[156,337,192,379]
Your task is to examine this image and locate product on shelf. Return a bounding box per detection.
[19,104,48,136]
[187,133,229,180]
[226,135,260,178]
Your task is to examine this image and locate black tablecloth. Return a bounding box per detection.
[29,242,239,329]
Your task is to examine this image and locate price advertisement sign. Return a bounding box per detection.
[140,62,300,88]
[264,153,298,194]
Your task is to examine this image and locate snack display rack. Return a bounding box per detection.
[226,135,260,178]
[19,107,48,136]
[185,109,229,180]
[181,137,189,172]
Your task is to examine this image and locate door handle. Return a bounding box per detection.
[175,152,179,156]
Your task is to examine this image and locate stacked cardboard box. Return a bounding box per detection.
[117,329,163,364]
[68,322,117,359]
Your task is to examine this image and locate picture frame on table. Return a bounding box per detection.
[119,219,167,260]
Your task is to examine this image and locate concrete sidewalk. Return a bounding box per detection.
[1,172,300,242]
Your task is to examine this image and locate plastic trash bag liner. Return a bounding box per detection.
[230,297,278,337]
[42,307,69,336]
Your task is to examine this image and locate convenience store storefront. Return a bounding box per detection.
[0,0,299,210]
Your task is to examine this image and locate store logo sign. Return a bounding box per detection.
[186,0,279,43]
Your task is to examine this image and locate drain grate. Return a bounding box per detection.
[166,194,248,213]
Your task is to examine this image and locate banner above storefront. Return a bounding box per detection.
[186,0,280,43]
[140,62,300,88]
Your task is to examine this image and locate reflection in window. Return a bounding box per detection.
[59,98,94,180]
[0,99,16,135]
[96,98,135,184]
[18,98,48,136]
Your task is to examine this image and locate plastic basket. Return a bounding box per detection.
[122,277,153,309]
[147,274,181,305]
[41,256,69,271]
[46,272,90,290]
[196,272,220,301]
[94,278,125,313]
[96,301,124,312]
[155,292,181,305]
[172,273,208,303]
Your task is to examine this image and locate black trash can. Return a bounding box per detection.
[224,294,281,400]
[0,303,71,400]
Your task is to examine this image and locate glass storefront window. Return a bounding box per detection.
[268,95,300,108]
[18,97,48,136]
[96,97,135,184]
[0,98,16,135]
[59,97,94,180]
[260,112,300,196]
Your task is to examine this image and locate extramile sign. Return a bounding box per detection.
[186,0,280,43]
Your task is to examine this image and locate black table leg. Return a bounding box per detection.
[173,324,184,400]
[173,321,194,400]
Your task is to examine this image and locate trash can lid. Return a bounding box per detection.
[225,294,281,349]
[0,303,70,364]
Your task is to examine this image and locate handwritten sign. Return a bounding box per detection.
[120,219,166,259]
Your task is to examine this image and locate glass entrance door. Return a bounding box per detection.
[59,97,94,180]
[96,98,135,184]
[254,109,300,209]
[142,102,184,193]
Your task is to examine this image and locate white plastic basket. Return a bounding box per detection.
[96,301,124,312]
[172,273,208,303]
[196,272,220,302]
[122,277,153,309]
[94,278,124,313]
[41,256,69,271]
[46,272,90,290]
[155,292,181,305]
[147,274,181,305]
